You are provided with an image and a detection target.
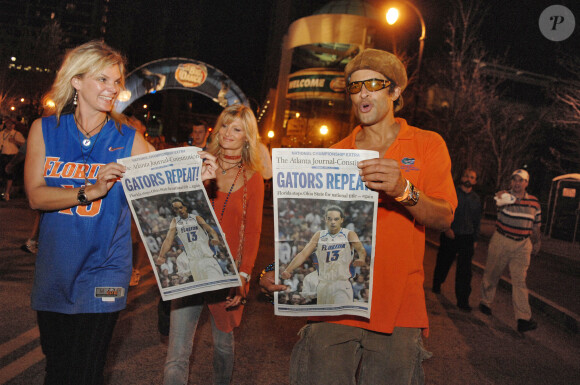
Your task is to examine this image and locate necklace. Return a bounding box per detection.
[218,158,242,175]
[75,117,108,184]
[211,166,248,265]
[223,154,242,160]
[213,165,243,220]
[74,114,108,146]
[220,157,242,165]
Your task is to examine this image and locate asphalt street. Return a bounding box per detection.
[0,198,579,384]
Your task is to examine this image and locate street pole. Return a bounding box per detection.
[386,1,426,120]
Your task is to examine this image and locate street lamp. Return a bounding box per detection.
[386,8,399,25]
[320,125,328,147]
[385,1,426,119]
[266,130,274,153]
[385,1,426,82]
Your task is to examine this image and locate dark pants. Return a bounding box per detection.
[37,311,120,385]
[432,233,475,306]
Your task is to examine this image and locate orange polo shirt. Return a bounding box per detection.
[311,118,457,335]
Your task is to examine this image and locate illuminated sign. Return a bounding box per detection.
[175,63,208,88]
[287,69,346,101]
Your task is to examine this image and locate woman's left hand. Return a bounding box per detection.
[198,151,217,181]
[225,276,248,309]
[87,162,126,200]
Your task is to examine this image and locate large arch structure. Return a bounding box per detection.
[116,57,248,113]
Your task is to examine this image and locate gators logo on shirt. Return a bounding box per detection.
[401,157,419,172]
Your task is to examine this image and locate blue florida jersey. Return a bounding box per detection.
[31,114,136,314]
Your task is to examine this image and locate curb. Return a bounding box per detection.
[471,261,579,334]
[426,238,579,334]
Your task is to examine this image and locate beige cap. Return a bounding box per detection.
[511,169,529,182]
[344,48,408,90]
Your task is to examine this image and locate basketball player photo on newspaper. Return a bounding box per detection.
[119,147,241,301]
[273,148,379,318]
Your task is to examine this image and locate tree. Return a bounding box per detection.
[542,55,580,174]
[423,0,545,191]
[422,0,495,181]
[0,70,15,117]
[482,101,545,190]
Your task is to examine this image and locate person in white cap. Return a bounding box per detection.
[479,169,541,332]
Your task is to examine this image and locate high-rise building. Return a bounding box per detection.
[0,0,108,114]
[0,0,108,55]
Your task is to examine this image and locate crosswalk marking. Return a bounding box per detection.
[0,272,159,384]
[0,328,39,360]
[0,346,44,384]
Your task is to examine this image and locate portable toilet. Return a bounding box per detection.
[544,174,580,243]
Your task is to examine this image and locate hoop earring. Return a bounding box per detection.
[73,91,78,106]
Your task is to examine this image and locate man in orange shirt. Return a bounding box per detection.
[261,48,457,385]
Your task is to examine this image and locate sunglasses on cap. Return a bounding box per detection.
[346,78,392,94]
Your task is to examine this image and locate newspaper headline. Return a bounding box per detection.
[119,147,241,301]
[273,148,379,318]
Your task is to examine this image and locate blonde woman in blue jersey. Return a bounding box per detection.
[24,40,216,385]
[281,206,367,304]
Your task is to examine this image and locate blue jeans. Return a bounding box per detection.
[163,295,234,385]
[290,322,431,385]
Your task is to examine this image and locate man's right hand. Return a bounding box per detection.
[155,255,166,266]
[357,158,407,198]
[259,270,288,294]
[494,190,509,199]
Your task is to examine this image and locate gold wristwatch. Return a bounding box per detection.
[395,179,420,206]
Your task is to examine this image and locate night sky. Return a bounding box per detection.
[381,0,578,76]
[107,0,577,109]
[466,0,577,74]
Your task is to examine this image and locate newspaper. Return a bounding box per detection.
[273,148,379,318]
[118,147,241,301]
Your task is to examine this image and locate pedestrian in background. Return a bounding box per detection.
[186,118,209,148]
[24,40,215,385]
[0,117,26,201]
[479,169,541,332]
[432,168,481,311]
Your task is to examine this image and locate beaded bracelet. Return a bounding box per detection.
[259,263,275,281]
[258,263,276,304]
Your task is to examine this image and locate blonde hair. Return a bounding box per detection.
[42,40,128,127]
[207,104,262,173]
